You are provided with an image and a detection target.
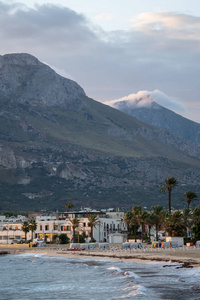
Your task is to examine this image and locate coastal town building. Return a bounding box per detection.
[35,208,127,243]
[0,208,127,244]
[0,215,31,243]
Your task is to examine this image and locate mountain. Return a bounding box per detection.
[0,53,200,212]
[109,94,200,144]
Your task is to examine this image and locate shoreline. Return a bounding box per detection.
[1,245,200,267]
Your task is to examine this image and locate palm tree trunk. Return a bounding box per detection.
[127,225,129,241]
[141,223,145,242]
[156,225,158,241]
[73,228,76,242]
[168,188,172,214]
[91,226,93,242]
[134,225,137,242]
[148,225,151,242]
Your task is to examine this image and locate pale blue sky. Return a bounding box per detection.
[1,0,200,122]
[7,0,200,31]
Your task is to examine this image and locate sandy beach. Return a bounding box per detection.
[1,244,200,267]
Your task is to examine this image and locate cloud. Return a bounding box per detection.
[107,90,186,113]
[95,13,113,21]
[131,12,200,41]
[0,2,199,122]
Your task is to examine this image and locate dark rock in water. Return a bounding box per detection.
[0,251,10,255]
[176,262,194,269]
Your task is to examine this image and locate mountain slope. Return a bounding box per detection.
[0,53,200,212]
[109,95,200,144]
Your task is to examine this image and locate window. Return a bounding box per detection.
[45,225,49,231]
[40,225,42,231]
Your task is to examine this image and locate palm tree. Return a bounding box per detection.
[88,215,98,242]
[29,219,37,241]
[124,211,133,240]
[71,218,80,243]
[163,210,183,237]
[192,205,200,225]
[152,206,164,241]
[145,212,156,242]
[136,208,148,242]
[161,177,178,214]
[183,191,198,208]
[21,221,30,242]
[182,208,192,239]
[65,202,74,212]
[131,206,141,242]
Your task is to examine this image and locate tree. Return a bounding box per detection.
[182,208,193,239]
[124,211,133,240]
[163,210,184,237]
[145,212,156,242]
[70,218,80,243]
[77,232,88,243]
[21,221,30,242]
[161,177,178,214]
[59,233,70,244]
[88,215,99,242]
[137,208,148,243]
[65,202,74,212]
[183,191,198,209]
[29,219,37,241]
[191,222,200,243]
[193,205,200,225]
[152,206,164,241]
[131,206,142,242]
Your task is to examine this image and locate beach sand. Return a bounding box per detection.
[1,244,200,267]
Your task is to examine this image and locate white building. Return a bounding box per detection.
[94,211,127,242]
[0,208,127,244]
[35,209,127,243]
[0,220,31,244]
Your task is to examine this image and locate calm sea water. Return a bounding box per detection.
[0,253,200,300]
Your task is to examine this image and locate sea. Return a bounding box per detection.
[0,252,200,300]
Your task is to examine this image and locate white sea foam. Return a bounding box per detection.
[123,271,140,279]
[17,252,46,258]
[107,266,123,273]
[119,284,147,298]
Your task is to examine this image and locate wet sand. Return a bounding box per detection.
[1,244,200,267]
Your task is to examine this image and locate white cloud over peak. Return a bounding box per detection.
[0,2,199,122]
[108,90,186,113]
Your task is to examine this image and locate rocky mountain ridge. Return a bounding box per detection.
[0,53,199,212]
[0,53,85,107]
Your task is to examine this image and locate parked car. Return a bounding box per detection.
[11,239,21,244]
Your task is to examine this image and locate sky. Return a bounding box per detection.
[0,0,200,123]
